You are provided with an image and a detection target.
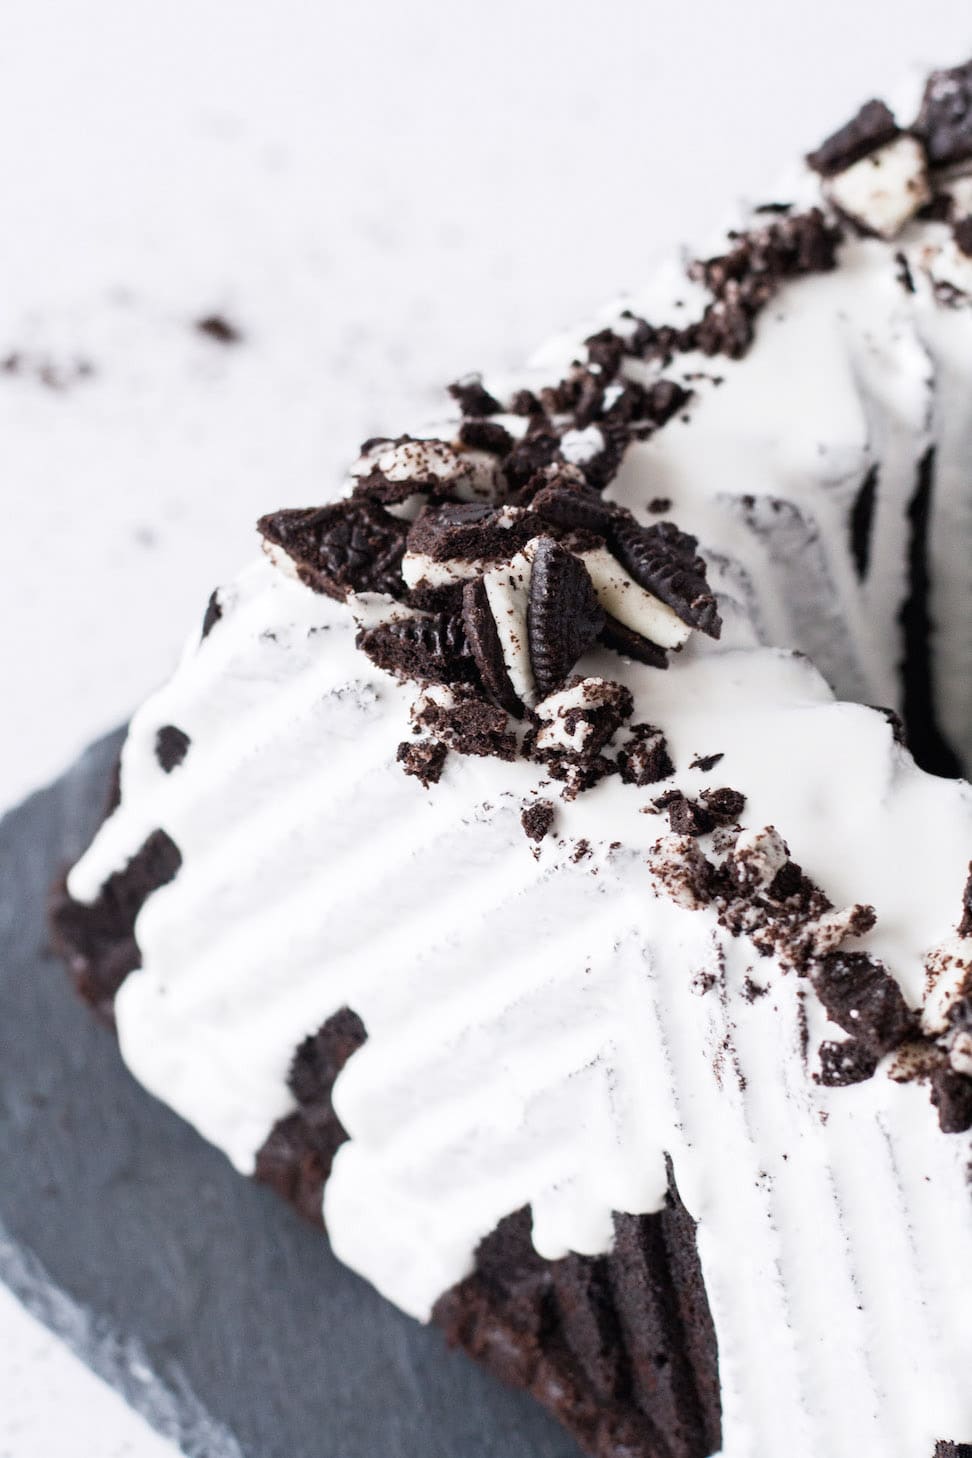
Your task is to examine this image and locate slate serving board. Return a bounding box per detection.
[0,730,580,1458]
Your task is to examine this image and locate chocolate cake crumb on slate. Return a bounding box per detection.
[155,725,190,773]
[432,1160,721,1458]
[50,828,182,1025]
[255,1008,367,1226]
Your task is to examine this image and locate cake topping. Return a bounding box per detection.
[815,1038,879,1087]
[520,799,555,844]
[825,134,931,240]
[396,738,448,787]
[616,724,674,786]
[410,683,517,762]
[807,99,900,176]
[357,611,474,685]
[258,499,407,601]
[810,951,915,1056]
[447,373,502,418]
[155,725,190,773]
[527,537,604,699]
[914,58,972,166]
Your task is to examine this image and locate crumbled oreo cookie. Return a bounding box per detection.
[396,738,448,787]
[599,612,670,668]
[528,473,617,534]
[687,210,841,360]
[815,1038,879,1087]
[584,327,626,378]
[699,787,746,825]
[810,951,914,1056]
[461,576,522,717]
[458,418,515,456]
[407,502,537,567]
[521,800,555,844]
[955,217,972,258]
[958,864,972,938]
[929,1064,972,1134]
[448,374,502,417]
[196,313,242,344]
[611,518,721,636]
[806,99,899,176]
[155,725,190,773]
[690,752,724,772]
[616,724,674,787]
[358,611,474,685]
[914,59,972,167]
[527,538,604,699]
[412,683,517,761]
[258,499,406,601]
[533,677,634,762]
[654,791,714,838]
[503,431,562,491]
[201,588,222,638]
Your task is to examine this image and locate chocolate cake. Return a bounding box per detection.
[52,58,972,1458]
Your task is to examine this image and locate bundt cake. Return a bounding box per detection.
[52,57,972,1458]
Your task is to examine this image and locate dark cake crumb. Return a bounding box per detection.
[155,725,190,773]
[617,724,675,787]
[806,99,899,175]
[815,1038,880,1087]
[196,313,242,345]
[201,589,223,639]
[914,59,972,167]
[448,373,502,417]
[810,951,914,1056]
[929,1066,972,1135]
[521,800,555,843]
[396,739,448,787]
[690,752,724,773]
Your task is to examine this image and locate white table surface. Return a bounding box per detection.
[2,1,970,1451]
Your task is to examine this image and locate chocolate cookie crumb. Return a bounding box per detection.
[955,218,972,258]
[811,951,914,1056]
[806,99,899,176]
[258,499,406,601]
[396,739,448,787]
[521,800,555,843]
[155,725,190,773]
[648,497,672,514]
[691,752,724,772]
[617,724,674,786]
[816,1038,879,1087]
[915,60,972,167]
[929,1065,972,1134]
[448,374,502,417]
[196,314,242,344]
[699,787,746,825]
[201,589,223,639]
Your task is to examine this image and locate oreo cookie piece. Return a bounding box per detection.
[258,499,406,601]
[411,683,517,762]
[610,518,721,636]
[529,474,617,535]
[461,576,523,718]
[929,1065,972,1134]
[956,218,972,259]
[616,724,675,786]
[155,725,190,773]
[654,791,715,838]
[448,374,502,417]
[201,588,223,638]
[407,502,538,568]
[527,537,604,699]
[810,951,914,1056]
[915,59,972,167]
[521,800,555,843]
[806,99,900,176]
[503,431,562,491]
[458,418,515,456]
[699,787,746,825]
[599,613,669,668]
[815,1038,879,1087]
[357,612,475,686]
[396,739,448,787]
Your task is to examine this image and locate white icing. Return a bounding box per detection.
[65,155,972,1455]
[401,551,483,589]
[827,134,930,239]
[559,425,605,465]
[481,542,537,708]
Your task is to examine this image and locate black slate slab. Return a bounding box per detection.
[0,731,581,1458]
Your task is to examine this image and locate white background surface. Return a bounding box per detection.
[1,2,970,1453]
